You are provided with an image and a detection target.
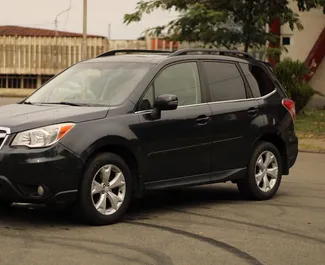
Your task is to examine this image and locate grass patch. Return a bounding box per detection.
[295,110,325,139]
[299,143,325,153]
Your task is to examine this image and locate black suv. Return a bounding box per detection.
[0,48,298,225]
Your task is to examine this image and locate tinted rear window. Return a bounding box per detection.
[240,63,275,97]
[202,61,247,102]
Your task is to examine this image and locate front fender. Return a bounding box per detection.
[60,115,143,164]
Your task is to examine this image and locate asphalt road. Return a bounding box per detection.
[0,98,324,265]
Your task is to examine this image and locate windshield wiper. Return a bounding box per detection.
[23,101,34,105]
[39,102,90,106]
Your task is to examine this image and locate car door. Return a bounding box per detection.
[200,60,262,181]
[134,61,212,187]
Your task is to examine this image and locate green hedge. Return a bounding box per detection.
[274,58,314,113]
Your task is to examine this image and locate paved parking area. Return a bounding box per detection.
[0,152,324,265]
[0,97,23,105]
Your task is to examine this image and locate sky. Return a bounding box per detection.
[0,0,179,39]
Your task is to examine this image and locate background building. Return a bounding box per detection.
[280,4,325,108]
[0,25,179,91]
[0,25,109,89]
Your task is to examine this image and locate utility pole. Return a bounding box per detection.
[108,23,111,39]
[82,0,88,60]
[55,17,59,69]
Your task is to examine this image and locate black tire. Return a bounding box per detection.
[237,141,282,200]
[78,152,133,225]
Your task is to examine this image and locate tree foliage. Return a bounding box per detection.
[124,0,325,52]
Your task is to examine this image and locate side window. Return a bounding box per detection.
[240,63,275,97]
[139,62,201,110]
[202,61,246,102]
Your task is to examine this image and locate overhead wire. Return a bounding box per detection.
[63,0,73,31]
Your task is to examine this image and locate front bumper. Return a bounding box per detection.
[0,141,84,204]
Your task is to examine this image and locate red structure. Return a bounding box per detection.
[303,26,325,82]
[268,18,281,67]
[151,38,179,51]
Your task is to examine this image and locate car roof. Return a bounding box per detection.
[84,53,250,65]
[85,54,169,64]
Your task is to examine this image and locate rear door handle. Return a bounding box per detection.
[247,107,259,116]
[196,115,210,125]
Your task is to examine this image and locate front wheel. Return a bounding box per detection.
[78,153,133,225]
[237,141,282,200]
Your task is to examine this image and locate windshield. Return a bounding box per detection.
[25,62,152,106]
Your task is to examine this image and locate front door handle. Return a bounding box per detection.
[247,107,259,116]
[196,115,210,125]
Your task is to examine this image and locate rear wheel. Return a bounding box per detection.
[78,152,132,225]
[237,141,282,200]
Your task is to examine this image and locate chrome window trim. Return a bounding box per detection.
[208,89,277,105]
[134,89,276,114]
[0,127,10,150]
[0,135,8,150]
[0,127,11,134]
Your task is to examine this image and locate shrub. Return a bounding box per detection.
[274,58,315,113]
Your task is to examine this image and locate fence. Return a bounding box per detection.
[0,36,108,76]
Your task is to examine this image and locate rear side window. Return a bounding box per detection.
[202,61,246,102]
[240,63,275,97]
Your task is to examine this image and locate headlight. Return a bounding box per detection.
[11,123,75,148]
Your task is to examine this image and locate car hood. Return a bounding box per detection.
[0,103,110,133]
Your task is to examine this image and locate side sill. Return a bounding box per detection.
[145,168,246,190]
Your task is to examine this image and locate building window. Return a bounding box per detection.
[41,75,54,85]
[23,75,38,89]
[282,37,291,45]
[0,75,6,88]
[7,75,21,89]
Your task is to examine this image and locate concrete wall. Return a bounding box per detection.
[107,39,147,50]
[308,58,325,108]
[280,4,325,61]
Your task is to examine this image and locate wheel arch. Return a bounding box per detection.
[81,141,143,198]
[252,133,289,175]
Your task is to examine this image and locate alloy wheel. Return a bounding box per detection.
[91,164,126,215]
[255,151,279,192]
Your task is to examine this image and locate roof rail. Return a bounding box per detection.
[97,49,172,58]
[169,48,255,59]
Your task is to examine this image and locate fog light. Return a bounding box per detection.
[37,186,45,196]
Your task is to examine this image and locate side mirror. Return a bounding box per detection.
[151,94,178,119]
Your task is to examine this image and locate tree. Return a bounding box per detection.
[124,0,324,52]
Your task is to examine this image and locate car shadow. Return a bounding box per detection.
[0,184,244,228]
